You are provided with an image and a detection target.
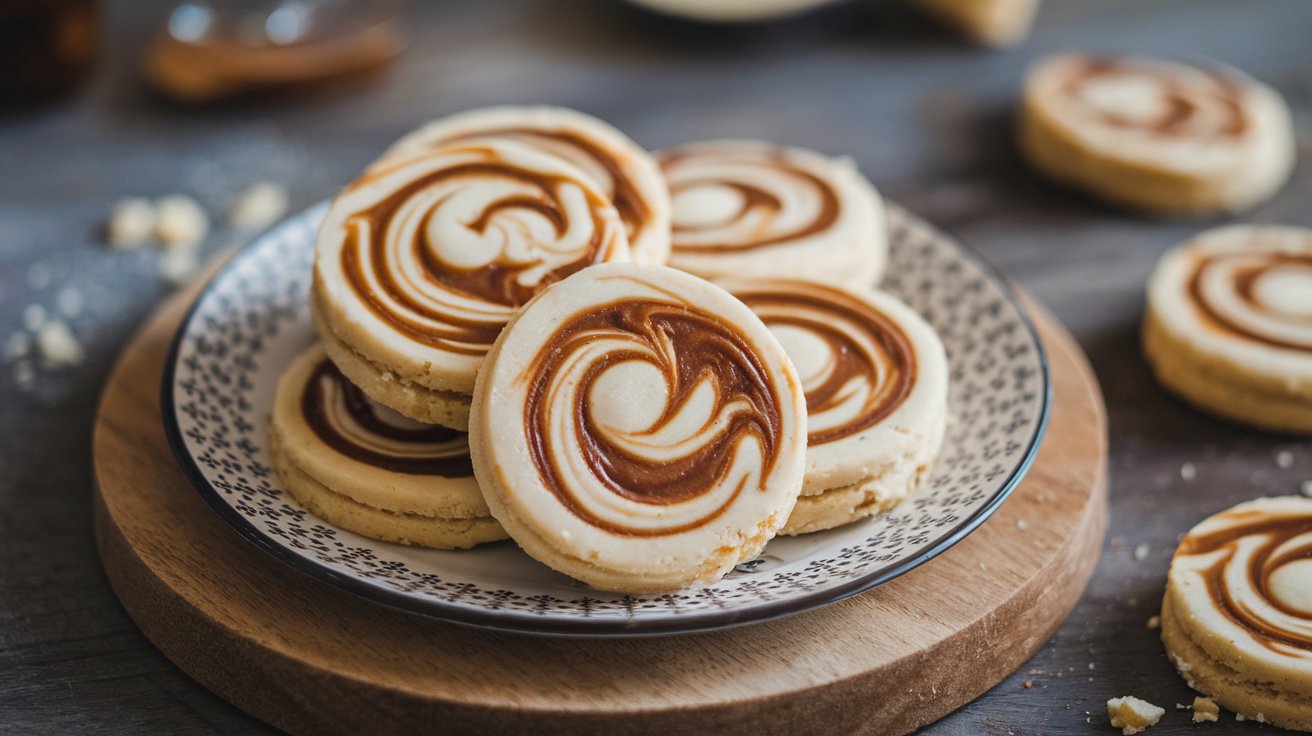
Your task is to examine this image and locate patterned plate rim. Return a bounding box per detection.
[160,201,1052,638]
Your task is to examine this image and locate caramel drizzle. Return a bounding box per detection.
[300,359,474,476]
[736,285,916,446]
[523,299,784,537]
[1187,253,1312,351]
[1065,58,1248,137]
[438,127,652,243]
[661,152,841,253]
[342,158,616,354]
[1179,513,1312,653]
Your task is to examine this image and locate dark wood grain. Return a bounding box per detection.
[2,0,1309,733]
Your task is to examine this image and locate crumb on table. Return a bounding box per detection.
[1107,695,1164,735]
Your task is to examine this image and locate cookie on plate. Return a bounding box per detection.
[469,262,808,593]
[269,345,506,549]
[313,140,630,429]
[726,279,948,535]
[1020,54,1295,216]
[1161,496,1312,731]
[373,105,671,265]
[1143,225,1312,433]
[657,140,887,289]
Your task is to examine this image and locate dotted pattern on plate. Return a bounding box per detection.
[169,201,1046,627]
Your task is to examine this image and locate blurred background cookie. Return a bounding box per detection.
[1020,54,1295,216]
[1144,225,1312,433]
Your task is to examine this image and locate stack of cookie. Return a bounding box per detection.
[271,105,949,593]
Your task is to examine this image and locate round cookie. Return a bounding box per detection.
[725,280,948,535]
[1019,54,1295,216]
[657,140,887,289]
[1143,225,1312,433]
[373,106,671,265]
[469,262,808,593]
[1161,496,1312,731]
[313,140,631,428]
[269,345,506,550]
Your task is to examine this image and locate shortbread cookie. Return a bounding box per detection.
[1020,54,1295,216]
[313,140,630,428]
[726,280,948,535]
[469,262,807,593]
[1161,496,1312,732]
[911,0,1039,47]
[374,106,671,265]
[658,140,887,289]
[269,346,506,549]
[1143,225,1312,433]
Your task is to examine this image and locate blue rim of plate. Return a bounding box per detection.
[161,202,1052,638]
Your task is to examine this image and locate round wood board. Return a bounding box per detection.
[93,275,1107,736]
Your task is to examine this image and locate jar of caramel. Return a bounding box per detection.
[0,0,99,108]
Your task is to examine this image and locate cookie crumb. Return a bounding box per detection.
[1023,680,1033,689]
[158,245,201,286]
[155,194,209,247]
[1180,463,1196,481]
[1146,615,1160,629]
[37,320,84,367]
[228,181,289,231]
[1107,696,1164,735]
[1133,544,1149,561]
[107,197,156,248]
[1276,450,1295,469]
[1191,697,1219,723]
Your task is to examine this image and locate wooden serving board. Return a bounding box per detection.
[92,277,1107,736]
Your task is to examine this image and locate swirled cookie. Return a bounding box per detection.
[725,280,948,535]
[1161,497,1312,731]
[269,346,506,549]
[657,140,887,289]
[313,140,630,429]
[374,106,670,265]
[1144,226,1312,433]
[1020,54,1295,216]
[469,262,808,593]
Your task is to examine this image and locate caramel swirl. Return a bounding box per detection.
[403,128,652,250]
[301,358,473,476]
[733,282,915,446]
[1175,502,1312,656]
[334,142,628,356]
[1188,251,1312,351]
[523,297,786,537]
[660,145,840,253]
[1060,56,1248,139]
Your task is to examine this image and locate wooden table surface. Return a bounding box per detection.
[2,0,1308,733]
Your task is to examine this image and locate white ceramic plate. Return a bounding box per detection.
[163,201,1049,636]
